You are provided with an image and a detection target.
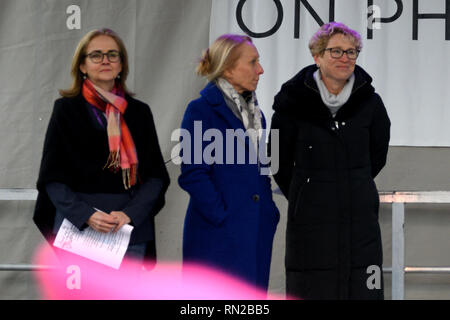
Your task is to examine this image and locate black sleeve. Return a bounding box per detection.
[36,99,76,190]
[34,99,79,238]
[269,110,297,199]
[45,182,95,230]
[122,177,164,227]
[370,94,391,178]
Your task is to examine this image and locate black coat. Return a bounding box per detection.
[33,94,170,258]
[270,65,390,299]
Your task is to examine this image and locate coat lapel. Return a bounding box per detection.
[201,82,255,150]
[201,82,247,131]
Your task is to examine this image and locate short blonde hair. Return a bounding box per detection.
[196,34,253,82]
[309,22,362,57]
[59,28,132,97]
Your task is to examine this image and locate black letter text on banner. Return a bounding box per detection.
[236,0,283,38]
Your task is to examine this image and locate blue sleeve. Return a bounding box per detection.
[45,182,96,230]
[177,101,228,226]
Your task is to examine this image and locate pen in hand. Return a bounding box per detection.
[94,208,131,233]
[90,207,118,233]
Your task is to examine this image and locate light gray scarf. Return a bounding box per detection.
[216,78,262,151]
[313,70,355,117]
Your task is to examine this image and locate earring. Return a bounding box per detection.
[82,73,87,80]
[117,74,121,80]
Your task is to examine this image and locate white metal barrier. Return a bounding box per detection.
[1,189,450,299]
[379,191,450,300]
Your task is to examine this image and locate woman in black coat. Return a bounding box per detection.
[33,28,170,265]
[270,22,390,299]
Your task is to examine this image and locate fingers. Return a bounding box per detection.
[111,216,124,233]
[112,221,124,233]
[99,211,118,224]
[110,211,131,232]
[87,211,132,233]
[88,211,118,233]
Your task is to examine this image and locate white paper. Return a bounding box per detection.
[53,218,133,269]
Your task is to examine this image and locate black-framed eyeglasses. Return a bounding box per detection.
[323,47,360,60]
[85,50,121,63]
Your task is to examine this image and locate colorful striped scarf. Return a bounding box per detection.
[82,79,138,189]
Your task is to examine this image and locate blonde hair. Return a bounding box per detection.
[309,22,362,57]
[196,34,253,82]
[59,28,132,97]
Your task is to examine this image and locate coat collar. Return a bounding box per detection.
[200,81,224,106]
[200,81,247,131]
[273,64,375,121]
[303,64,372,95]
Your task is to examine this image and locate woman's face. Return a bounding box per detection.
[80,35,122,91]
[313,33,357,87]
[224,42,264,93]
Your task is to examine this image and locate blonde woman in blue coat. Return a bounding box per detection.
[178,34,280,291]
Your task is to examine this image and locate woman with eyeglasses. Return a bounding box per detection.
[269,22,390,299]
[33,28,170,266]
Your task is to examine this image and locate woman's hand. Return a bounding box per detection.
[109,211,131,232]
[87,211,118,233]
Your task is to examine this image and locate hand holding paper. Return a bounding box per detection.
[109,211,131,232]
[87,210,118,233]
[53,218,134,269]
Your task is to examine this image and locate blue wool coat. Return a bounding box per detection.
[178,82,280,290]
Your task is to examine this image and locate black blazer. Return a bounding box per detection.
[33,93,170,250]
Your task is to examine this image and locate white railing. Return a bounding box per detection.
[1,189,450,299]
[0,188,38,200]
[379,191,450,300]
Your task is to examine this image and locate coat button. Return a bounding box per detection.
[252,194,260,202]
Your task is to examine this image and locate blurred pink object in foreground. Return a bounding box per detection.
[33,243,292,300]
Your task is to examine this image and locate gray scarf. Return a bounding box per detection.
[313,70,355,117]
[216,78,262,151]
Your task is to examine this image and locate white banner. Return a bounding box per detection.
[210,0,450,146]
